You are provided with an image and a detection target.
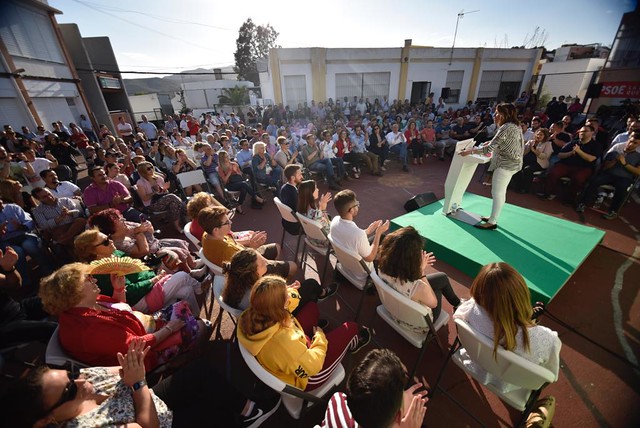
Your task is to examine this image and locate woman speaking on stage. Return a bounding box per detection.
[459,103,524,230]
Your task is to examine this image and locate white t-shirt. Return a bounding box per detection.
[117,122,133,136]
[453,299,561,392]
[48,181,81,198]
[329,216,372,284]
[20,158,53,188]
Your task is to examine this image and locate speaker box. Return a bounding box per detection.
[404,192,438,212]
[441,87,450,99]
[586,83,602,99]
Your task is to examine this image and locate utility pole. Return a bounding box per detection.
[449,9,480,65]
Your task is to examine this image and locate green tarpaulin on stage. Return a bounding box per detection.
[391,193,605,304]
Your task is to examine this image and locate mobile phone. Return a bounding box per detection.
[139,214,148,223]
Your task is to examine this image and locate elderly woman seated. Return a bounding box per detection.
[74,229,202,314]
[0,340,275,428]
[88,208,206,278]
[38,263,211,371]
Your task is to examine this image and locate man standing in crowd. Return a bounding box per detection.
[138,115,158,141]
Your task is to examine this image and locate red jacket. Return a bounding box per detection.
[59,295,159,369]
[335,138,352,158]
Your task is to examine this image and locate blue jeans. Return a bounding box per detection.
[1,233,53,279]
[389,142,408,166]
[329,158,347,178]
[308,159,335,178]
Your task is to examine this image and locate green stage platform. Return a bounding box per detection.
[390,193,605,304]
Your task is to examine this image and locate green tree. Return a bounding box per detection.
[218,86,249,106]
[233,18,279,86]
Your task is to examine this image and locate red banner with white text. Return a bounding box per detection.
[599,81,640,98]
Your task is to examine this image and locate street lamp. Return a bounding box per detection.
[449,9,480,65]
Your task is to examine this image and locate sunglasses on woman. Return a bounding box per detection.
[45,370,80,414]
[94,237,111,247]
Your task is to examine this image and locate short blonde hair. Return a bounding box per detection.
[252,141,266,155]
[39,263,94,315]
[186,192,222,220]
[74,228,101,262]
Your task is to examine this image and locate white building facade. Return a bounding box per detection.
[259,42,542,110]
[0,0,92,131]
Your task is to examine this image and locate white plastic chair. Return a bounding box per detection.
[295,213,332,284]
[273,197,303,263]
[198,248,224,276]
[176,170,210,200]
[370,270,450,380]
[183,221,200,248]
[432,318,560,427]
[210,274,244,340]
[238,340,344,420]
[45,327,89,369]
[327,235,372,320]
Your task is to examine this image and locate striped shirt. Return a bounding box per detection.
[317,392,358,428]
[32,197,82,230]
[480,122,524,172]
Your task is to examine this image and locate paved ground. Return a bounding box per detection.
[3,156,638,427]
[220,157,640,427]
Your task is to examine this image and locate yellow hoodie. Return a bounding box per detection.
[237,287,327,390]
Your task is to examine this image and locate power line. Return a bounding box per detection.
[78,67,238,75]
[71,0,234,31]
[69,0,229,55]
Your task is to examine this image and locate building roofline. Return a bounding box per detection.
[22,0,63,14]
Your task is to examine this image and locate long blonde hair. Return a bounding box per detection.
[470,262,534,357]
[218,150,231,174]
[239,275,290,336]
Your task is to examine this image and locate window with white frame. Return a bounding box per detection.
[445,70,464,103]
[0,3,64,63]
[283,75,307,108]
[336,72,390,102]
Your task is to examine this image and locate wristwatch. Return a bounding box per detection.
[0,265,16,273]
[132,379,147,392]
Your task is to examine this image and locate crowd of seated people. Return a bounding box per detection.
[0,94,632,426]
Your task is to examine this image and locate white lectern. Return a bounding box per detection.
[442,139,491,225]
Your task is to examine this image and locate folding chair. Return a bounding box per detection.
[369,270,449,381]
[45,327,89,369]
[238,340,344,420]
[273,197,303,263]
[183,221,200,248]
[211,275,244,340]
[327,235,373,320]
[295,213,332,284]
[176,170,211,201]
[431,318,560,427]
[198,248,224,276]
[597,175,640,216]
[130,185,168,221]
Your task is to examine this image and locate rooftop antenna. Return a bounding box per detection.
[449,9,480,65]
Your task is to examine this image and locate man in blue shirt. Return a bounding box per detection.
[435,118,457,160]
[0,200,53,283]
[350,125,382,176]
[235,139,257,190]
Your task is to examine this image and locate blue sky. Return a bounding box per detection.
[50,0,637,77]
